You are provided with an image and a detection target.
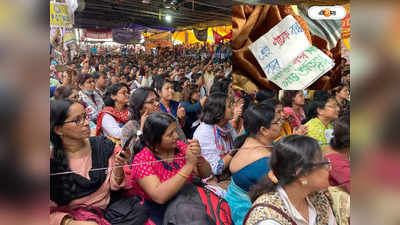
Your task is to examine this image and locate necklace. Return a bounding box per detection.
[153,149,180,171]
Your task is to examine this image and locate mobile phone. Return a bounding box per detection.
[120,135,134,158]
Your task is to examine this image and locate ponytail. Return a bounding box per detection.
[50,100,76,205]
[302,101,320,124]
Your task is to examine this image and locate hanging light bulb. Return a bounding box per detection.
[165,15,172,23]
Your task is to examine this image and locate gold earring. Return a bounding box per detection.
[301,180,308,185]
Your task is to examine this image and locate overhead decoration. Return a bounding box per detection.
[193,28,208,42]
[145,32,173,49]
[84,29,113,39]
[171,25,232,45]
[112,28,142,44]
[213,30,232,44]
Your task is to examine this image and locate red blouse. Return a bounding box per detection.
[128,141,193,199]
[326,153,350,193]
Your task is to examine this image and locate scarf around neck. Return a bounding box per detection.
[95,106,129,136]
[213,124,233,154]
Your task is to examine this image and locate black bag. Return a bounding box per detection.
[163,183,232,225]
[105,196,148,225]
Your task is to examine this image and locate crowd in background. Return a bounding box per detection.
[50,43,350,225]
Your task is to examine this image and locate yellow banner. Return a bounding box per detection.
[50,3,72,27]
[171,25,232,44]
[63,29,76,45]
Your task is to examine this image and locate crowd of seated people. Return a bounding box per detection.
[50,44,350,225]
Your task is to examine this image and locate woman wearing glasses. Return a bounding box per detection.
[120,88,187,193]
[304,92,340,149]
[95,83,130,145]
[50,100,139,225]
[261,98,308,142]
[244,135,336,225]
[225,103,281,225]
[121,87,160,157]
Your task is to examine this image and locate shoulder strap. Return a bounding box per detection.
[243,203,297,225]
[204,188,217,223]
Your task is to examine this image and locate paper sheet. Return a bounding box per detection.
[248,15,335,89]
[269,46,335,90]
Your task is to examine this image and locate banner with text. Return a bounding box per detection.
[50,2,72,28]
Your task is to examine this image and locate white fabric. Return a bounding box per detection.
[200,85,207,98]
[185,72,193,80]
[101,113,122,139]
[66,0,78,16]
[141,75,153,87]
[256,186,337,225]
[193,123,237,175]
[255,220,282,225]
[79,91,104,122]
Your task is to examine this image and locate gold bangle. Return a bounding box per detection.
[177,170,189,179]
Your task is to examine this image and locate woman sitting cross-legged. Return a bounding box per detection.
[225,103,282,225]
[244,135,337,225]
[129,112,212,225]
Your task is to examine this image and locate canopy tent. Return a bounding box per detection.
[142,25,231,46]
[61,0,233,46]
[171,25,231,44]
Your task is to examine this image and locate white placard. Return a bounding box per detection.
[248,15,335,89]
[249,15,311,79]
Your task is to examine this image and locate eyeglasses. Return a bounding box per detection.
[85,79,95,84]
[69,95,79,101]
[144,98,160,105]
[271,119,282,126]
[63,113,89,126]
[310,158,331,171]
